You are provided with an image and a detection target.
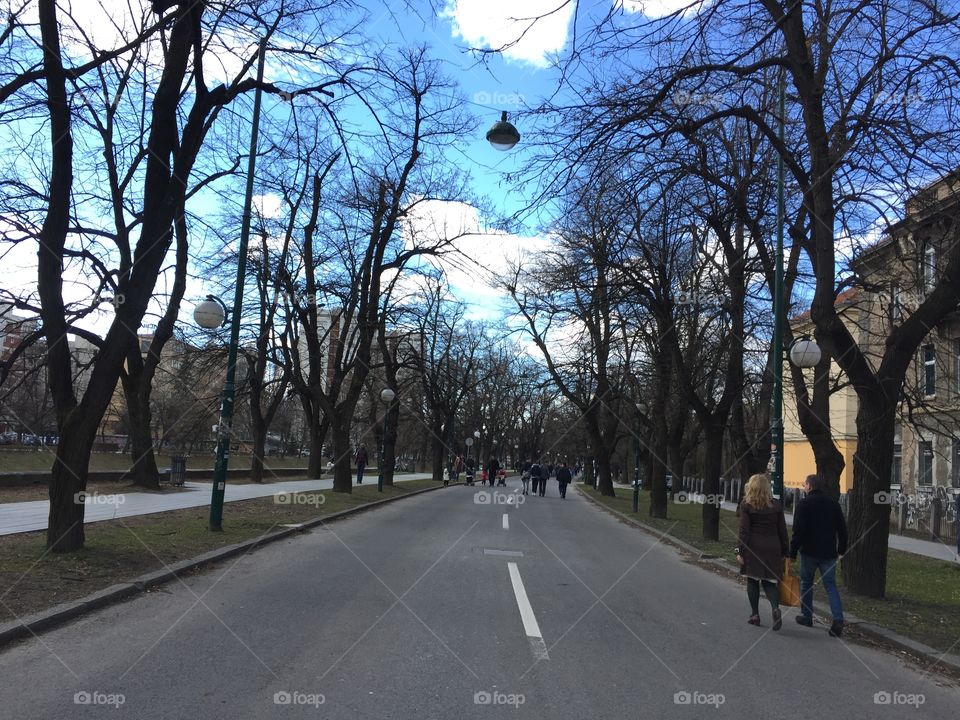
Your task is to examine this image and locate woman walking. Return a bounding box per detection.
[737,474,789,630]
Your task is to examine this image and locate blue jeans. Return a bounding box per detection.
[800,554,844,623]
[357,464,365,484]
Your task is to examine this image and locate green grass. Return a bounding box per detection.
[0,450,321,473]
[579,484,960,655]
[0,478,440,623]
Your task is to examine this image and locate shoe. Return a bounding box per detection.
[828,620,844,638]
[748,615,761,626]
[772,608,782,631]
[795,615,813,627]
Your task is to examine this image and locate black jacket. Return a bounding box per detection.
[556,467,572,484]
[790,489,848,559]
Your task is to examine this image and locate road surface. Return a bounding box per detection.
[1,480,954,718]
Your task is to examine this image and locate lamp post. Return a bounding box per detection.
[195,38,267,532]
[378,387,396,493]
[473,429,480,465]
[514,443,519,470]
[633,400,647,513]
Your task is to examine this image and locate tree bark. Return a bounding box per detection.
[331,417,354,493]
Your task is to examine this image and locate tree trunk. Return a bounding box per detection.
[842,394,896,597]
[595,453,614,496]
[306,413,328,480]
[250,431,266,484]
[47,414,98,552]
[701,422,724,541]
[331,418,353,493]
[122,368,160,489]
[430,425,445,483]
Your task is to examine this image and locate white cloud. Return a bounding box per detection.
[401,199,550,318]
[442,0,575,68]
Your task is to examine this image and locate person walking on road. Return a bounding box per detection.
[737,474,789,629]
[790,473,848,637]
[529,460,543,496]
[520,460,531,495]
[465,455,476,485]
[556,462,572,499]
[537,465,548,497]
[453,454,464,483]
[355,445,368,485]
[486,456,500,490]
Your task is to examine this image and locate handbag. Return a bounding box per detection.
[779,559,801,607]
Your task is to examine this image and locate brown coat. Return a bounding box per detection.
[738,501,789,581]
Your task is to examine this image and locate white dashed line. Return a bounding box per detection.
[502,513,509,530]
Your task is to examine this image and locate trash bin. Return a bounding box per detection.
[169,455,187,486]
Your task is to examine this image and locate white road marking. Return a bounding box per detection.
[502,513,509,530]
[508,562,542,638]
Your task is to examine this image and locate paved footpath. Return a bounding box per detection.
[0,473,433,536]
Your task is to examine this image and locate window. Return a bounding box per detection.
[919,440,934,486]
[953,439,960,489]
[892,442,902,487]
[922,344,936,396]
[891,283,903,322]
[924,243,937,292]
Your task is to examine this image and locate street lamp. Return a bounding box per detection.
[195,38,267,532]
[486,111,521,151]
[378,387,396,493]
[633,400,647,513]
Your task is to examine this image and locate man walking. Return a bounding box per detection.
[556,462,572,499]
[529,460,543,496]
[355,445,368,485]
[790,473,848,637]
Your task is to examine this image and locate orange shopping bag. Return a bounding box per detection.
[779,559,801,607]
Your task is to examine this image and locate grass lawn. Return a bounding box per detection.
[0,478,439,624]
[579,484,960,655]
[0,450,318,473]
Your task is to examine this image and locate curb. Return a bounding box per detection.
[0,481,455,649]
[575,483,960,674]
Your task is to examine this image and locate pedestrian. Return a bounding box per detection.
[355,445,368,485]
[538,464,548,497]
[556,462,572,499]
[453,454,464,483]
[530,460,543,496]
[737,473,789,629]
[790,473,848,637]
[520,459,531,495]
[486,456,500,489]
[465,455,475,485]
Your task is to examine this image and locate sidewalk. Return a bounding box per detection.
[0,473,434,536]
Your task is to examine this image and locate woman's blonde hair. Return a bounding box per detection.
[743,473,774,509]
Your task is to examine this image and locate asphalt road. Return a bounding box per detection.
[1,479,955,718]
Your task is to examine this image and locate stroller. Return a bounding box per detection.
[465,468,475,486]
[497,469,507,486]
